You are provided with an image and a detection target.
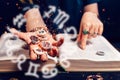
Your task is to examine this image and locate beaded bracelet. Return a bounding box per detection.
[30,27,48,32]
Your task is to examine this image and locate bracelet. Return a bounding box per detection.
[30,27,48,32]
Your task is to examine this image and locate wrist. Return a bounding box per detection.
[24,8,46,32]
[84,11,99,18]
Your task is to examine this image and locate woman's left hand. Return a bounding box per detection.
[9,28,64,61]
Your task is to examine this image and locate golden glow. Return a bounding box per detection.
[29,0,33,4]
[20,0,25,3]
[20,0,33,4]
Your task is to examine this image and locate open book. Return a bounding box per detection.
[0,33,27,60]
[0,33,120,62]
[57,34,120,61]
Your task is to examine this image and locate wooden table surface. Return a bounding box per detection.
[0,60,120,72]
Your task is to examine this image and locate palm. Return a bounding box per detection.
[10,28,64,61]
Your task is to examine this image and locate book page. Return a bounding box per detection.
[0,33,27,60]
[0,33,120,62]
[57,34,120,61]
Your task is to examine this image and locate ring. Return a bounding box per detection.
[94,32,98,35]
[33,48,44,55]
[30,36,39,44]
[89,33,94,36]
[41,41,52,50]
[82,30,89,35]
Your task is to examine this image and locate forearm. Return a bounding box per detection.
[24,8,46,32]
[84,3,99,17]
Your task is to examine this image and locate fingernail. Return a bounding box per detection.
[58,37,64,46]
[80,45,86,50]
[52,48,58,57]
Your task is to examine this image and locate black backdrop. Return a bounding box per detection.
[99,0,120,49]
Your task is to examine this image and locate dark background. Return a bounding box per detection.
[99,0,120,49]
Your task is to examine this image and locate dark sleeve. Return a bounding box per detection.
[19,0,39,14]
[83,0,102,6]
[21,0,59,15]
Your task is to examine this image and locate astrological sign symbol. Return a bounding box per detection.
[53,9,69,29]
[64,26,77,39]
[13,13,26,29]
[12,54,27,70]
[25,61,40,78]
[43,5,56,18]
[41,64,58,79]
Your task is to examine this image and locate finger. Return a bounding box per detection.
[88,25,94,39]
[48,47,58,57]
[52,33,57,40]
[40,53,48,62]
[9,28,20,35]
[80,24,90,49]
[93,26,99,38]
[98,23,103,35]
[52,37,64,47]
[77,24,83,42]
[52,47,59,57]
[9,28,31,43]
[9,28,26,38]
[29,35,39,44]
[9,28,25,39]
[29,45,37,60]
[39,41,52,51]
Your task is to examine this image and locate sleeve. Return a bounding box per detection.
[19,0,39,14]
[83,0,102,6]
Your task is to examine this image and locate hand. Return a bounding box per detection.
[77,12,103,49]
[9,28,64,61]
